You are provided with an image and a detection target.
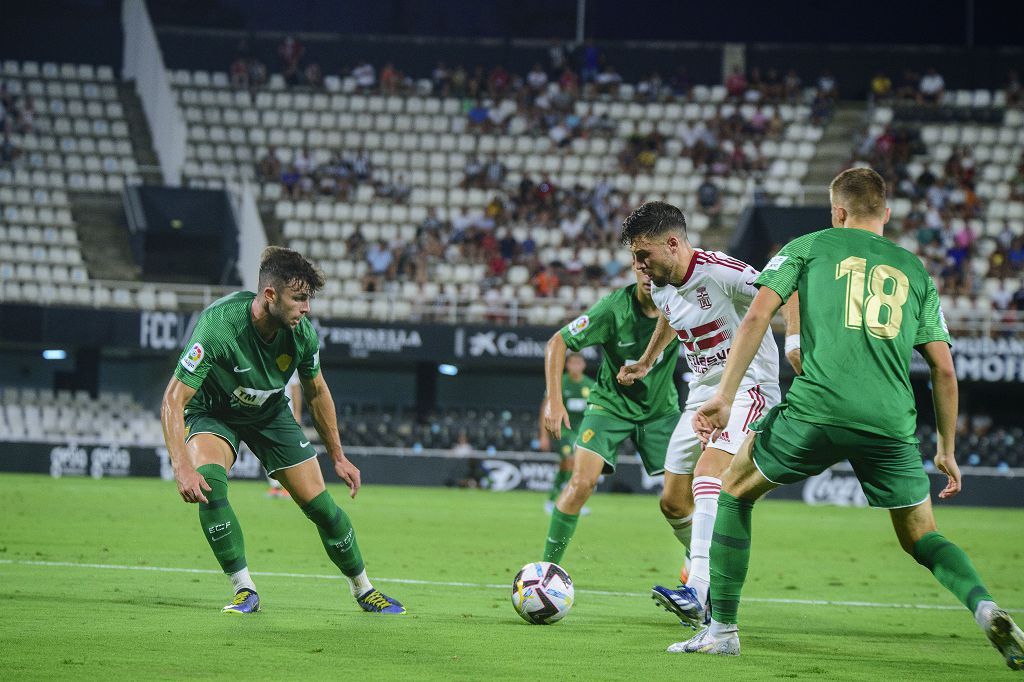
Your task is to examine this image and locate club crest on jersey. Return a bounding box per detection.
[696,286,712,310]
[276,354,293,372]
[180,343,204,372]
[568,315,589,336]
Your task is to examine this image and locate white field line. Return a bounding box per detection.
[1,558,1016,613]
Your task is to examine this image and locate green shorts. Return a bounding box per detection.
[750,405,930,509]
[573,409,680,475]
[184,407,316,476]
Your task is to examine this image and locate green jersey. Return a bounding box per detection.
[561,373,597,431]
[560,284,680,422]
[756,228,950,442]
[173,291,321,425]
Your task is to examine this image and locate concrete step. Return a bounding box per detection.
[69,191,141,281]
[118,84,162,186]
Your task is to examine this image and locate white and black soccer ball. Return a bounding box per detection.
[511,561,574,624]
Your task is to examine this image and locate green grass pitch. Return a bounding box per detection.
[0,473,1021,680]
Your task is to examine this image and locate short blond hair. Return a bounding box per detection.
[829,167,887,218]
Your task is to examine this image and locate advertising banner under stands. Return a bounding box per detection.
[2,441,1021,508]
[3,303,1022,381]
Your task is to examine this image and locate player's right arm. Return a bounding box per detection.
[537,399,551,451]
[616,313,674,386]
[783,292,802,375]
[542,332,571,440]
[160,377,211,504]
[919,345,961,502]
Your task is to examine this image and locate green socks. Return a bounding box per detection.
[548,469,571,502]
[912,531,993,612]
[196,464,247,574]
[543,508,579,564]
[301,490,365,578]
[709,491,754,626]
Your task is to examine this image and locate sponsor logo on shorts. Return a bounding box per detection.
[180,343,204,372]
[567,315,589,336]
[764,255,787,271]
[716,430,731,443]
[581,428,595,444]
[299,440,310,448]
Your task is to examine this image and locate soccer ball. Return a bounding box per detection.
[511,561,574,624]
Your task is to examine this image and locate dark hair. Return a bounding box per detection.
[257,246,325,296]
[830,167,886,218]
[620,201,688,246]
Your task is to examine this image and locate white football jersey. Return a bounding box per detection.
[651,249,779,390]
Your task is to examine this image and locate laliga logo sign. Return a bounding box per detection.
[479,460,556,491]
[802,469,868,507]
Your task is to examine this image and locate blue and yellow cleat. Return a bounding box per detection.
[222,588,260,614]
[652,584,707,629]
[357,589,406,614]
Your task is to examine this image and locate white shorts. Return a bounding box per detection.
[664,382,781,475]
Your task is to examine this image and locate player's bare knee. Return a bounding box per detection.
[563,474,597,505]
[660,495,693,519]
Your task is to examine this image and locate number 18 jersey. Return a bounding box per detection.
[756,228,950,442]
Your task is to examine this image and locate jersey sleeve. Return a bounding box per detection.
[914,277,952,347]
[296,321,322,379]
[172,313,224,390]
[560,294,616,351]
[712,256,760,305]
[755,233,814,303]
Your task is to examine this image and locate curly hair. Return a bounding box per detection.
[620,201,688,246]
[257,246,325,296]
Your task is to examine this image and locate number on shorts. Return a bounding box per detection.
[835,257,910,339]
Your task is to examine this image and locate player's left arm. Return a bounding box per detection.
[693,287,783,441]
[300,372,361,498]
[289,377,303,422]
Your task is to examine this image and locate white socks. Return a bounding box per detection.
[710,618,738,637]
[975,599,998,629]
[689,476,723,604]
[229,567,256,593]
[666,513,694,553]
[345,569,374,598]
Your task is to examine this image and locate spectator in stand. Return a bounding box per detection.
[488,65,511,97]
[391,174,411,204]
[304,62,322,89]
[484,155,506,189]
[817,69,838,102]
[894,68,920,99]
[527,63,548,93]
[450,65,468,97]
[281,165,301,199]
[548,39,567,75]
[1012,280,1024,311]
[594,65,622,95]
[783,69,801,101]
[697,175,722,223]
[352,61,376,92]
[248,58,267,88]
[432,61,451,95]
[277,35,304,86]
[230,56,249,89]
[725,67,748,100]
[810,90,833,126]
[1006,69,1022,107]
[14,97,34,134]
[467,100,489,131]
[1009,157,1024,201]
[257,147,281,181]
[463,156,484,188]
[351,149,371,181]
[531,263,560,297]
[762,68,783,102]
[363,240,395,292]
[870,72,893,102]
[380,63,401,95]
[558,67,579,97]
[579,40,601,83]
[918,67,945,104]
